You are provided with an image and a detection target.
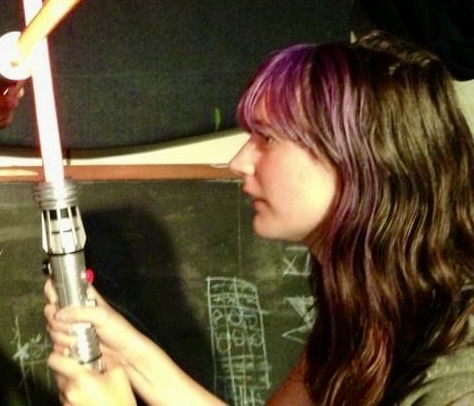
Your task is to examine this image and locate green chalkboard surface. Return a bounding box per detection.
[0,180,312,405]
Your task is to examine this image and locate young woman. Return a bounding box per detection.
[44,30,474,405]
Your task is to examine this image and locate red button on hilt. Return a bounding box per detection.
[84,268,95,284]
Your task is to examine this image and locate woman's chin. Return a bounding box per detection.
[252,220,277,240]
[252,219,301,242]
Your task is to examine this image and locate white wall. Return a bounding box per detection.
[455,80,474,132]
[0,128,248,167]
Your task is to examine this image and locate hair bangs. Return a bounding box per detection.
[237,44,316,145]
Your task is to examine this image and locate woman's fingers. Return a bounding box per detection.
[44,302,58,323]
[44,277,109,318]
[48,352,91,379]
[54,305,108,328]
[44,279,108,336]
[44,278,58,304]
[48,352,136,406]
[44,304,73,335]
[85,284,109,309]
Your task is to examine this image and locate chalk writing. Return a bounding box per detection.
[207,277,270,405]
[11,316,54,405]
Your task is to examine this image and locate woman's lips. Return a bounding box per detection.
[252,197,266,210]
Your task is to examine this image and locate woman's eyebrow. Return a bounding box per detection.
[250,119,273,132]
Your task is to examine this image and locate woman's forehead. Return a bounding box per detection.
[241,99,272,128]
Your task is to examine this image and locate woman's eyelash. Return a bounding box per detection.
[258,132,275,143]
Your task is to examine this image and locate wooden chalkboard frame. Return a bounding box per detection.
[0,164,236,182]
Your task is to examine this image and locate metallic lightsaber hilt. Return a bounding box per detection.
[33,180,103,371]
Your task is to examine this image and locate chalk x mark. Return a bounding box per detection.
[11,315,53,405]
[282,245,311,277]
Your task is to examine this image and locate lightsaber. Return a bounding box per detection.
[16,0,83,67]
[22,0,64,185]
[0,0,83,86]
[0,0,103,371]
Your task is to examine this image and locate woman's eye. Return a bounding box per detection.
[250,130,277,145]
[260,133,275,144]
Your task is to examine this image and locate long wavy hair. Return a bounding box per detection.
[237,31,474,404]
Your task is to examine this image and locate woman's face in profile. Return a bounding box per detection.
[229,114,337,243]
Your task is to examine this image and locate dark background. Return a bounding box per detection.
[2,0,471,151]
[0,0,474,151]
[0,0,352,149]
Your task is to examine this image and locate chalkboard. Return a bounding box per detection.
[0,179,312,405]
[0,0,352,149]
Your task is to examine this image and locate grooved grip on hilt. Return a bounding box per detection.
[47,251,103,371]
[73,322,103,370]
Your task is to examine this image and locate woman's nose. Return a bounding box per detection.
[228,139,256,177]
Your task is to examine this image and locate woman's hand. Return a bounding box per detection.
[44,278,145,404]
[43,278,147,367]
[48,351,136,406]
[44,278,226,405]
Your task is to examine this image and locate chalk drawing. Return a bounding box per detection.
[282,296,315,344]
[207,277,270,406]
[279,245,315,343]
[281,245,310,277]
[11,315,54,405]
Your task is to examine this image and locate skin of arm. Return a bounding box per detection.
[119,330,226,406]
[266,351,314,406]
[44,279,226,406]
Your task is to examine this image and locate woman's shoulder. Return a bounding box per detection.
[399,316,474,405]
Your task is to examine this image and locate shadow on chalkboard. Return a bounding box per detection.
[82,207,221,400]
[0,350,59,406]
